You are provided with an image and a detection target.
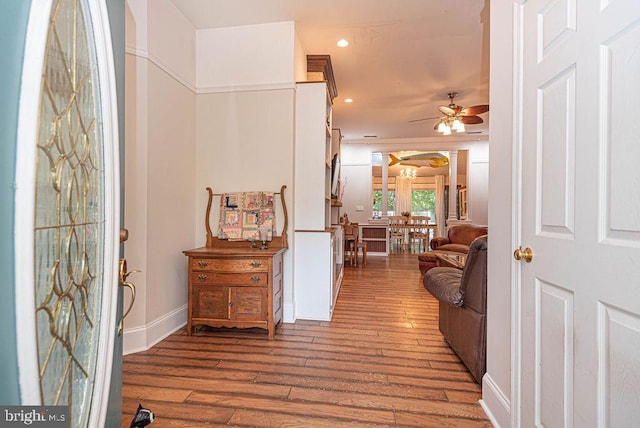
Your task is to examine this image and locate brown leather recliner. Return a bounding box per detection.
[417,224,487,274]
[423,235,487,383]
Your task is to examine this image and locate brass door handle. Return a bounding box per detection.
[118,259,140,336]
[514,246,534,263]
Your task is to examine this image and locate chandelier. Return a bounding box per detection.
[436,116,465,135]
[399,167,417,179]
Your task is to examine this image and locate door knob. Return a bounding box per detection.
[513,246,534,263]
[120,228,129,243]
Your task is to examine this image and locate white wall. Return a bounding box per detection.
[124,0,196,353]
[197,21,297,91]
[195,90,295,320]
[194,22,297,322]
[124,10,305,349]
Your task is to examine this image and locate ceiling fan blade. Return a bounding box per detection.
[460,115,484,124]
[461,104,489,116]
[409,116,440,123]
[438,105,456,116]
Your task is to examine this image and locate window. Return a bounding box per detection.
[411,190,436,219]
[373,190,395,218]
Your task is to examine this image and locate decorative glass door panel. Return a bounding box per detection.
[30,0,113,425]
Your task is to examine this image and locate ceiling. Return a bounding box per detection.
[169,0,490,142]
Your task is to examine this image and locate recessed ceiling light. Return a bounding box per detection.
[337,39,349,48]
[344,98,353,103]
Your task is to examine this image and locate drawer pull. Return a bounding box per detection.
[197,261,209,268]
[197,274,208,282]
[250,261,262,268]
[250,275,261,283]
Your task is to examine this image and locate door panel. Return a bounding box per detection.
[518,0,640,426]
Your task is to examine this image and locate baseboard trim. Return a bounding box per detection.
[283,303,295,323]
[480,373,511,427]
[123,304,187,355]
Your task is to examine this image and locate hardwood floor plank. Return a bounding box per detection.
[216,360,389,383]
[122,252,490,426]
[122,398,235,426]
[186,392,397,425]
[287,386,487,419]
[122,385,192,403]
[228,409,395,428]
[124,373,292,398]
[254,373,446,400]
[123,362,257,382]
[394,412,494,428]
[304,358,475,382]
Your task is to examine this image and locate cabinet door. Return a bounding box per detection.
[230,287,267,321]
[193,284,229,320]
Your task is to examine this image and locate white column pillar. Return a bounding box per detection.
[447,150,458,222]
[381,152,389,216]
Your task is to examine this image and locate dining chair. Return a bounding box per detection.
[388,216,406,252]
[343,222,359,266]
[409,216,431,252]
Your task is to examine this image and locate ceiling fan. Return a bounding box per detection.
[410,92,489,135]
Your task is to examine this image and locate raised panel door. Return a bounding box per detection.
[517,0,640,425]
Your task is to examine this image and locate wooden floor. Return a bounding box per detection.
[122,252,491,427]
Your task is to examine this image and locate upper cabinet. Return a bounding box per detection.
[294,81,333,230]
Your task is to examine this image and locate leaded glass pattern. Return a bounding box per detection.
[34,0,104,425]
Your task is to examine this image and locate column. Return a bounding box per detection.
[447,150,458,222]
[381,152,389,216]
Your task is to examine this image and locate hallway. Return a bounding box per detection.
[122,253,490,427]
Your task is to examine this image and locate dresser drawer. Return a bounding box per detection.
[191,271,268,286]
[191,258,267,272]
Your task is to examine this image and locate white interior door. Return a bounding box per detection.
[517,0,640,426]
[14,0,120,426]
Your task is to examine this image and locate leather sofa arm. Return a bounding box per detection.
[423,268,464,307]
[430,237,451,250]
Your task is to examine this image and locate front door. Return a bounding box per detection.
[11,0,123,426]
[517,0,640,425]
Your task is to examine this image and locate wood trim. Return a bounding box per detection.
[306,54,338,101]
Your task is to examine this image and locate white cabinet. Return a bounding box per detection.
[294,82,332,230]
[294,229,342,321]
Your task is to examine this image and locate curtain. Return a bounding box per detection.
[435,175,446,238]
[395,176,412,215]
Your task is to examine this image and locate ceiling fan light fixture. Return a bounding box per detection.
[442,125,452,136]
[437,121,447,133]
[452,118,462,131]
[456,122,466,133]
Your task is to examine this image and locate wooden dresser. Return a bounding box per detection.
[183,245,285,339]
